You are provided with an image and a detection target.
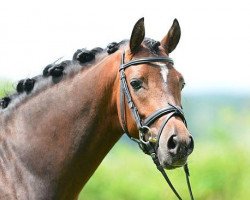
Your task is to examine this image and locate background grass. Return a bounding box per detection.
[79,139,250,200]
[0,80,13,97]
[79,93,250,200]
[1,81,250,200]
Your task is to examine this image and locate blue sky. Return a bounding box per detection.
[0,0,249,94]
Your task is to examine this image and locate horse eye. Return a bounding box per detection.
[130,79,142,90]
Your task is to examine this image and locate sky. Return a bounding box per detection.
[0,0,250,94]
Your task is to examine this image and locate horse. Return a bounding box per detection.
[0,18,194,200]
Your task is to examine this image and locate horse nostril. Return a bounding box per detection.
[167,135,178,150]
[167,135,194,156]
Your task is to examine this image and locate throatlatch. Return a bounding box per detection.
[119,51,194,200]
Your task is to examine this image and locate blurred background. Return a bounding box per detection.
[0,0,250,199]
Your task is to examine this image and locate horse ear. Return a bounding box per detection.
[161,19,181,54]
[129,18,145,54]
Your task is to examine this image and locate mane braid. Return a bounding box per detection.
[0,39,160,111]
[0,41,126,111]
[144,38,160,53]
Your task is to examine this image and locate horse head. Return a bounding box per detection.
[118,18,194,170]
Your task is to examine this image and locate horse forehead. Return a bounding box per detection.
[153,62,169,83]
[144,62,171,85]
[126,63,170,84]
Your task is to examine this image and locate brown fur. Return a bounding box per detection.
[0,19,193,199]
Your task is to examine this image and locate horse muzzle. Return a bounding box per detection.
[158,133,194,169]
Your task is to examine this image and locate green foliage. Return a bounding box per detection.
[80,93,250,200]
[80,140,250,200]
[0,80,14,98]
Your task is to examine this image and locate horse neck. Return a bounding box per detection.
[0,52,123,199]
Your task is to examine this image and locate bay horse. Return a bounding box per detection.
[0,18,194,200]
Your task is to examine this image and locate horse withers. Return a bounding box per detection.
[0,18,194,199]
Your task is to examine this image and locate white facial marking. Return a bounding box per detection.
[157,63,169,83]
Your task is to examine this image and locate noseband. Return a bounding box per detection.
[119,51,194,200]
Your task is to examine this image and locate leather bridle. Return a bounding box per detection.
[119,51,194,200]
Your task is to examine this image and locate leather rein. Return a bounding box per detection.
[119,51,194,200]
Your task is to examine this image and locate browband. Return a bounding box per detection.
[120,56,174,71]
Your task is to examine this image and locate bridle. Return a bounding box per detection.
[119,50,194,200]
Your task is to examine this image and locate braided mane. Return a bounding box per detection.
[0,38,159,110]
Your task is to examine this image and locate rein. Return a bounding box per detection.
[119,51,194,200]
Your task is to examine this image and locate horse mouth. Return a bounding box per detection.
[162,157,187,170]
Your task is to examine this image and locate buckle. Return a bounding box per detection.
[139,126,157,143]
